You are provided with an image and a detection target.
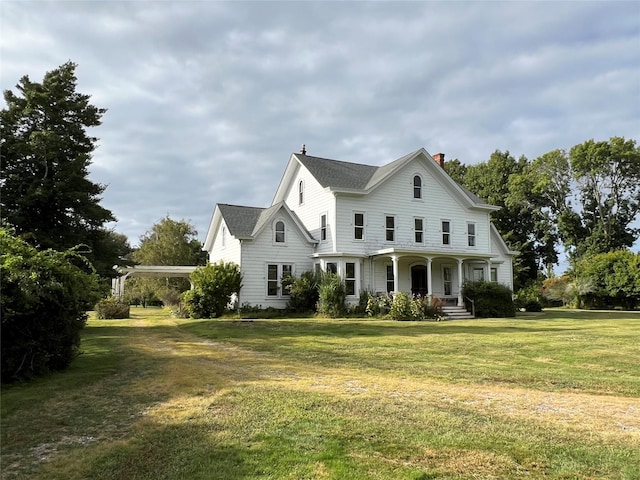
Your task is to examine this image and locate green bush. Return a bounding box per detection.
[389,292,423,321]
[95,297,130,319]
[1,228,102,382]
[417,295,445,320]
[366,294,393,317]
[285,270,320,313]
[318,272,346,318]
[462,281,516,318]
[524,300,543,312]
[182,261,242,318]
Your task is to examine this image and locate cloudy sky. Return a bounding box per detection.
[2,1,639,249]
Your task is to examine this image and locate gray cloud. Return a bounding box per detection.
[1,1,638,247]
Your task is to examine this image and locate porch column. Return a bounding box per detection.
[391,255,399,293]
[485,260,491,282]
[426,257,433,302]
[457,259,464,307]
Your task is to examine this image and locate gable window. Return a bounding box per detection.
[267,263,293,297]
[275,220,285,243]
[386,265,394,293]
[354,212,365,240]
[413,175,422,199]
[468,223,476,247]
[320,214,327,241]
[221,225,226,248]
[442,220,451,245]
[298,180,304,205]
[385,215,395,242]
[345,262,356,296]
[414,218,424,243]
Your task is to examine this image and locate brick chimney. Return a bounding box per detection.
[433,152,445,168]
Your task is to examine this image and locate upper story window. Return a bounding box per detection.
[221,225,226,248]
[320,214,327,241]
[442,220,451,245]
[414,218,424,243]
[413,175,422,199]
[275,220,285,243]
[298,180,304,205]
[354,212,365,240]
[467,223,476,247]
[385,215,396,242]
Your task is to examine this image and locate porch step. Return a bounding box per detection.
[441,305,474,319]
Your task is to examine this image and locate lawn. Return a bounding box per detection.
[1,308,639,479]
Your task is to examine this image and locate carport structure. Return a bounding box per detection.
[111,266,198,298]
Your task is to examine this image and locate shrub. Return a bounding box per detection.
[285,270,320,313]
[182,261,242,318]
[462,281,516,318]
[318,272,346,318]
[389,292,423,321]
[417,295,445,320]
[95,297,130,319]
[366,294,393,317]
[524,300,543,312]
[1,228,102,382]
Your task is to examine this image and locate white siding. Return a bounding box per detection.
[282,164,336,254]
[335,159,490,255]
[208,220,241,265]
[238,216,314,308]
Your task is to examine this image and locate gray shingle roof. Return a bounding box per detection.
[296,150,487,206]
[296,155,378,189]
[217,204,264,238]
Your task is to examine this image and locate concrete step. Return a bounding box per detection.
[441,306,474,319]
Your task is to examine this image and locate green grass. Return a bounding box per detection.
[1,308,639,479]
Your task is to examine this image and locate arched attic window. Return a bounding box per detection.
[298,180,304,205]
[413,175,422,199]
[275,220,285,243]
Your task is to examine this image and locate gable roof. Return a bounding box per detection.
[207,202,317,247]
[274,148,497,211]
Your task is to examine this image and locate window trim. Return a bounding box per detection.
[345,262,356,296]
[414,217,424,244]
[354,211,365,241]
[298,179,304,205]
[441,219,451,246]
[274,219,286,244]
[413,174,423,199]
[266,263,294,297]
[467,222,476,247]
[320,213,327,242]
[385,215,396,243]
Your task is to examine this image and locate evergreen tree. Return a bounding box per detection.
[1,62,116,270]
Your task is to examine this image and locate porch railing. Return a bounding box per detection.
[464,296,475,317]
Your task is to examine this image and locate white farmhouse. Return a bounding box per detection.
[204,147,516,311]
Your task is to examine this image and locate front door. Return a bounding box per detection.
[411,265,427,296]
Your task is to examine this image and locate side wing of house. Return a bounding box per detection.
[237,204,317,308]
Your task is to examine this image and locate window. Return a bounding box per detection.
[267,264,279,296]
[282,264,292,296]
[345,262,356,296]
[298,180,304,205]
[491,268,498,282]
[315,263,322,275]
[442,220,450,245]
[414,218,424,243]
[473,268,484,281]
[386,265,394,293]
[468,223,476,247]
[221,225,226,248]
[320,214,327,241]
[385,215,395,242]
[413,175,422,199]
[354,212,365,240]
[275,220,285,243]
[326,262,337,274]
[267,264,293,297]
